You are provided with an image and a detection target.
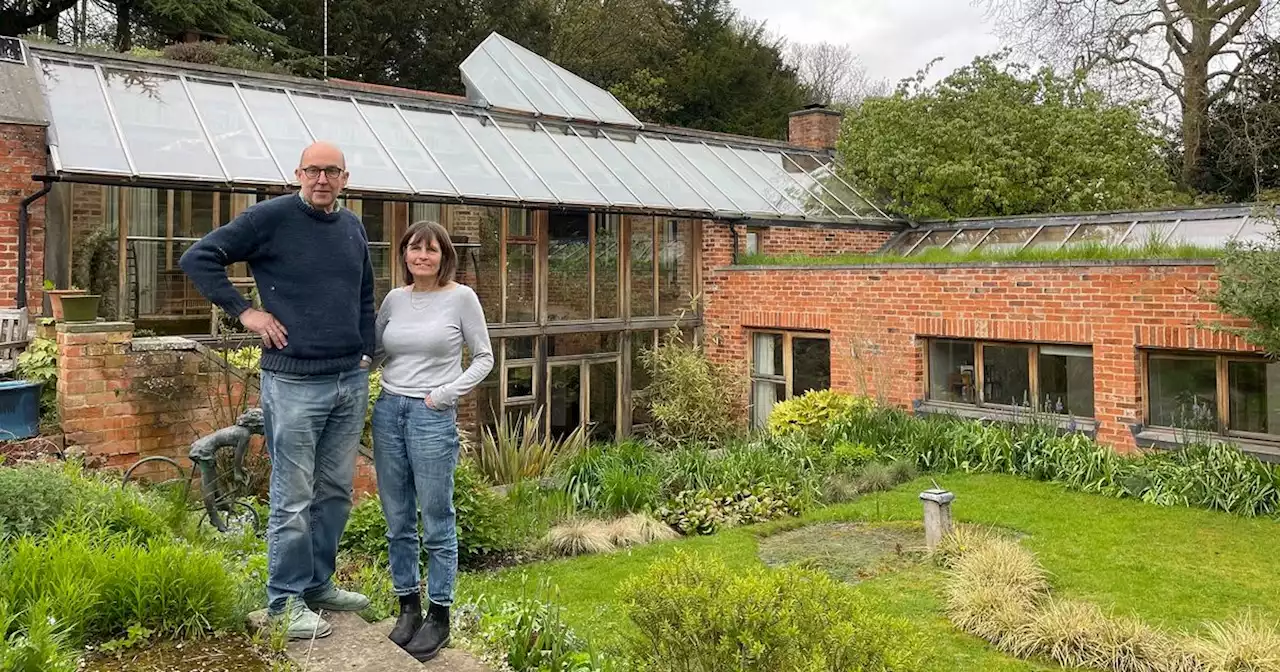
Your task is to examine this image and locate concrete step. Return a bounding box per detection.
[249,608,491,672]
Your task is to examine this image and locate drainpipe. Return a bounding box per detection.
[727,220,740,265]
[17,179,54,310]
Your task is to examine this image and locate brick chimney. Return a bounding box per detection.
[788,103,843,150]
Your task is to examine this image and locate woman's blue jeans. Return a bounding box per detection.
[370,390,460,606]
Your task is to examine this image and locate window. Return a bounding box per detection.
[1146,352,1280,438]
[925,339,1095,418]
[748,331,831,428]
[744,229,761,255]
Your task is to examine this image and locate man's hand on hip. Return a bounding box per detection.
[240,308,289,349]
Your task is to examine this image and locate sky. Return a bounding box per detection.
[731,0,1007,86]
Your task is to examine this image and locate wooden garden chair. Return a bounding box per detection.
[0,309,30,377]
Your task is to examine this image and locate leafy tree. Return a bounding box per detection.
[0,0,79,37]
[837,52,1188,220]
[99,0,292,55]
[1212,212,1280,356]
[978,0,1274,189]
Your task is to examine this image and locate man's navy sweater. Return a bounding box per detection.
[179,194,375,375]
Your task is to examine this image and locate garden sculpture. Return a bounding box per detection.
[189,407,264,532]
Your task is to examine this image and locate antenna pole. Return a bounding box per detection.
[323,0,329,80]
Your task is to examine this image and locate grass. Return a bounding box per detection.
[458,472,1280,671]
[738,239,1223,267]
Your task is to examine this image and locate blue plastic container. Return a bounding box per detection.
[0,380,43,441]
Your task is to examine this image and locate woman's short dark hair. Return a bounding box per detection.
[399,220,458,286]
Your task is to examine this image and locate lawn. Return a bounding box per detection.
[458,472,1280,671]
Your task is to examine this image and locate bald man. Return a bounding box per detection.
[180,141,374,639]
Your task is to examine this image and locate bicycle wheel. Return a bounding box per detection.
[199,499,261,536]
[121,455,197,504]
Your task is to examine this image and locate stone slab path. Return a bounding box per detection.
[250,609,490,672]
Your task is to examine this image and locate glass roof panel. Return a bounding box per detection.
[497,120,606,204]
[785,152,881,218]
[603,132,710,211]
[1065,223,1129,247]
[543,125,639,205]
[1025,225,1072,249]
[1124,220,1179,246]
[574,130,674,207]
[731,147,835,218]
[974,227,1036,252]
[911,230,959,255]
[289,92,409,192]
[355,102,454,195]
[946,228,992,253]
[673,141,781,215]
[1232,217,1276,245]
[460,33,641,127]
[1164,217,1249,247]
[490,37,593,120]
[401,108,514,199]
[100,68,221,178]
[644,137,738,212]
[36,61,131,174]
[186,79,283,183]
[707,145,805,216]
[238,85,314,181]
[887,231,927,255]
[456,114,555,202]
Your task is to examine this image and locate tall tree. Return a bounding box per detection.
[978,0,1276,188]
[0,0,80,37]
[837,52,1186,219]
[1201,38,1280,200]
[784,41,890,107]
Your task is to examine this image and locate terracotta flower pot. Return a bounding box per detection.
[47,288,88,321]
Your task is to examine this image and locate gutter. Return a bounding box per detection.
[17,176,56,310]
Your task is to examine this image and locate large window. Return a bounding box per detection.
[926,339,1095,418]
[1146,352,1280,438]
[749,331,831,428]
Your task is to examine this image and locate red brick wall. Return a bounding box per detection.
[703,261,1260,452]
[56,323,378,496]
[701,222,892,277]
[787,108,843,150]
[0,123,47,311]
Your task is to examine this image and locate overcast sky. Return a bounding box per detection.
[731,0,1007,86]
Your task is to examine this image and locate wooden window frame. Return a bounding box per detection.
[923,338,1096,419]
[747,329,832,426]
[1143,350,1280,441]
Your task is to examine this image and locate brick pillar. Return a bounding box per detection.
[0,123,48,312]
[787,105,843,151]
[57,321,135,466]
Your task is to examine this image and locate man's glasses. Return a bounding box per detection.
[302,166,344,180]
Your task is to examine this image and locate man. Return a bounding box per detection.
[180,141,374,639]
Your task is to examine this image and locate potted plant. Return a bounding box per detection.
[59,293,101,322]
[44,280,88,321]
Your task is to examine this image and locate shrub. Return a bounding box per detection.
[766,389,868,439]
[0,598,77,672]
[564,441,661,514]
[832,440,878,470]
[161,42,292,75]
[0,528,240,647]
[472,407,589,485]
[619,552,927,671]
[638,327,747,446]
[0,463,181,543]
[656,484,803,535]
[606,513,679,547]
[467,580,608,672]
[543,519,617,557]
[14,337,57,425]
[337,460,519,567]
[0,464,74,540]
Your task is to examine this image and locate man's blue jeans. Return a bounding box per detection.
[370,391,460,607]
[260,366,369,615]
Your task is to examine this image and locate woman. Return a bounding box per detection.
[371,219,493,662]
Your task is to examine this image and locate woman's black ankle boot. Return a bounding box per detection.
[389,592,423,648]
[404,601,450,662]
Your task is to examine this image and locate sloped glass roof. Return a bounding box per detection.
[880,207,1274,256]
[460,32,642,128]
[31,52,888,223]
